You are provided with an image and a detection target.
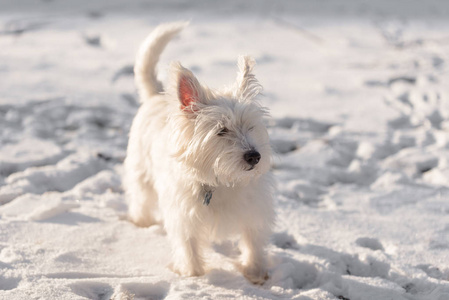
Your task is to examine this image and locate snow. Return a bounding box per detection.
[1,0,449,299]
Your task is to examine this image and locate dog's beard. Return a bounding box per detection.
[214,148,270,187]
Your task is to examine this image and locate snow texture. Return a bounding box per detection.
[1,0,449,299]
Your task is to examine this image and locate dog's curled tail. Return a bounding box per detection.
[134,21,188,101]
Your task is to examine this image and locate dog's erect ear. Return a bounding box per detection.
[235,55,262,101]
[179,72,199,109]
[171,62,204,111]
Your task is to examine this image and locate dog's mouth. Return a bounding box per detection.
[246,166,255,171]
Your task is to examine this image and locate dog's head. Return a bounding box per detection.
[169,56,271,187]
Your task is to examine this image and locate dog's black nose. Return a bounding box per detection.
[244,150,261,166]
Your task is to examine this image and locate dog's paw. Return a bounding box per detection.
[128,215,156,228]
[241,265,269,285]
[127,209,157,228]
[170,262,205,277]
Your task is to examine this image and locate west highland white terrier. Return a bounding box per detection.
[124,22,274,284]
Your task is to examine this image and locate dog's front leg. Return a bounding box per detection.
[164,205,206,277]
[239,228,269,284]
[170,234,205,277]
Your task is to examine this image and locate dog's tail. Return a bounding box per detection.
[134,21,188,101]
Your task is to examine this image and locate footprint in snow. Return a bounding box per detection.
[416,264,446,280]
[271,231,299,250]
[269,256,319,290]
[69,281,112,300]
[270,117,335,133]
[110,281,170,300]
[355,237,384,251]
[0,275,20,291]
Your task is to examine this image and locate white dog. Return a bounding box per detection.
[124,22,274,284]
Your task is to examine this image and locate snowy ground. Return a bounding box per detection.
[1,1,449,299]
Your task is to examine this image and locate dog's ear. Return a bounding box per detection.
[235,55,262,101]
[179,71,200,110]
[170,62,204,111]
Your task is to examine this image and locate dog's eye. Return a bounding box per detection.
[218,127,229,136]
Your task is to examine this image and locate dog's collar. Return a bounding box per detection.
[201,185,214,206]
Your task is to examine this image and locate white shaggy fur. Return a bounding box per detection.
[124,22,275,284]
